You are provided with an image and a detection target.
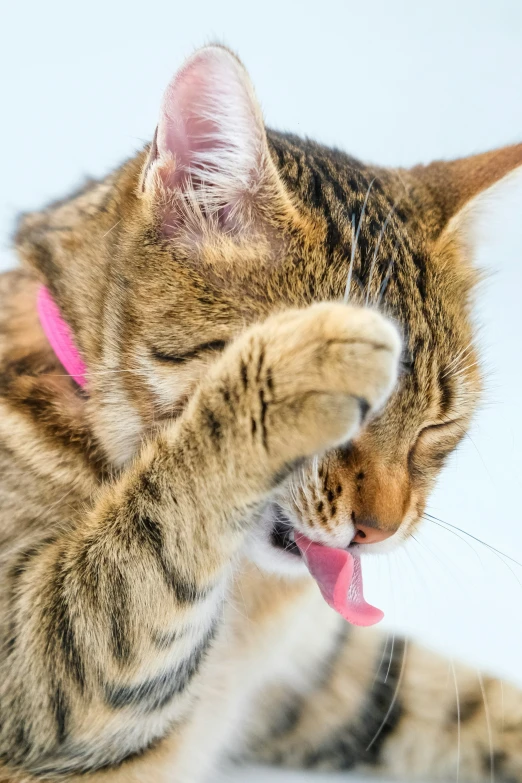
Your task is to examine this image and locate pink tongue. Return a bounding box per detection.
[295,533,384,627]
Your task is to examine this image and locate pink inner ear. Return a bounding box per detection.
[157,61,220,190]
[153,46,261,197]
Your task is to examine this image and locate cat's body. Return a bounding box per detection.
[0,45,521,781]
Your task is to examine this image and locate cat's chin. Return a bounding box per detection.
[243,504,310,577]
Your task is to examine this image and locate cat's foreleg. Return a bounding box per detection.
[0,303,399,779]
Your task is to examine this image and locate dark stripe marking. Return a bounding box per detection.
[438,369,453,417]
[132,512,211,605]
[6,540,55,656]
[204,406,222,442]
[256,347,265,383]
[240,359,249,390]
[259,389,268,450]
[105,623,217,712]
[51,684,70,745]
[46,550,86,691]
[152,626,183,650]
[109,568,133,664]
[304,637,405,769]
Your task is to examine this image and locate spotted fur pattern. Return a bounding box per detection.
[0,45,521,781]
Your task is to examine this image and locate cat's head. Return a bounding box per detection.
[15,45,522,575]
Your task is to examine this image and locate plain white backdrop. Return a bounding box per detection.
[2,2,522,781]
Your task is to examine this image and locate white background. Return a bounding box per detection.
[2,2,522,781]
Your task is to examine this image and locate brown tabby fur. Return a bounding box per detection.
[0,44,521,781]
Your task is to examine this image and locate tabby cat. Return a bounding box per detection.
[0,44,521,782]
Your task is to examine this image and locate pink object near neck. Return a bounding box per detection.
[37,286,87,388]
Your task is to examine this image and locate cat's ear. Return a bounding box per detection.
[141,45,285,235]
[411,144,522,249]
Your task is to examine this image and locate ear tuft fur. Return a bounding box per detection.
[142,45,279,234]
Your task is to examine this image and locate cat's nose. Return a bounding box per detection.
[352,521,395,545]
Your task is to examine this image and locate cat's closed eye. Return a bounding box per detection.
[151,340,229,365]
[419,418,466,435]
[408,417,467,474]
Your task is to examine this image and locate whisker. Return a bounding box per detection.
[102,219,122,238]
[416,525,473,584]
[447,360,481,379]
[366,638,408,752]
[422,515,485,568]
[372,633,392,688]
[423,512,522,569]
[424,514,522,597]
[385,634,395,684]
[353,177,376,256]
[441,342,475,377]
[375,240,400,307]
[463,432,495,486]
[450,660,461,783]
[365,200,398,306]
[44,368,147,379]
[343,213,357,303]
[344,178,376,303]
[477,671,494,783]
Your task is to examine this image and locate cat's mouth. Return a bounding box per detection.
[266,504,383,628]
[269,506,301,557]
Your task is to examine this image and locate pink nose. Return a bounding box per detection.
[352,523,395,545]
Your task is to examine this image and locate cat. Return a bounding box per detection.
[0,43,521,782]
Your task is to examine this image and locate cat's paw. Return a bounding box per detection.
[215,302,401,480]
[257,303,401,463]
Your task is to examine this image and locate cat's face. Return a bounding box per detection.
[17,46,522,576]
